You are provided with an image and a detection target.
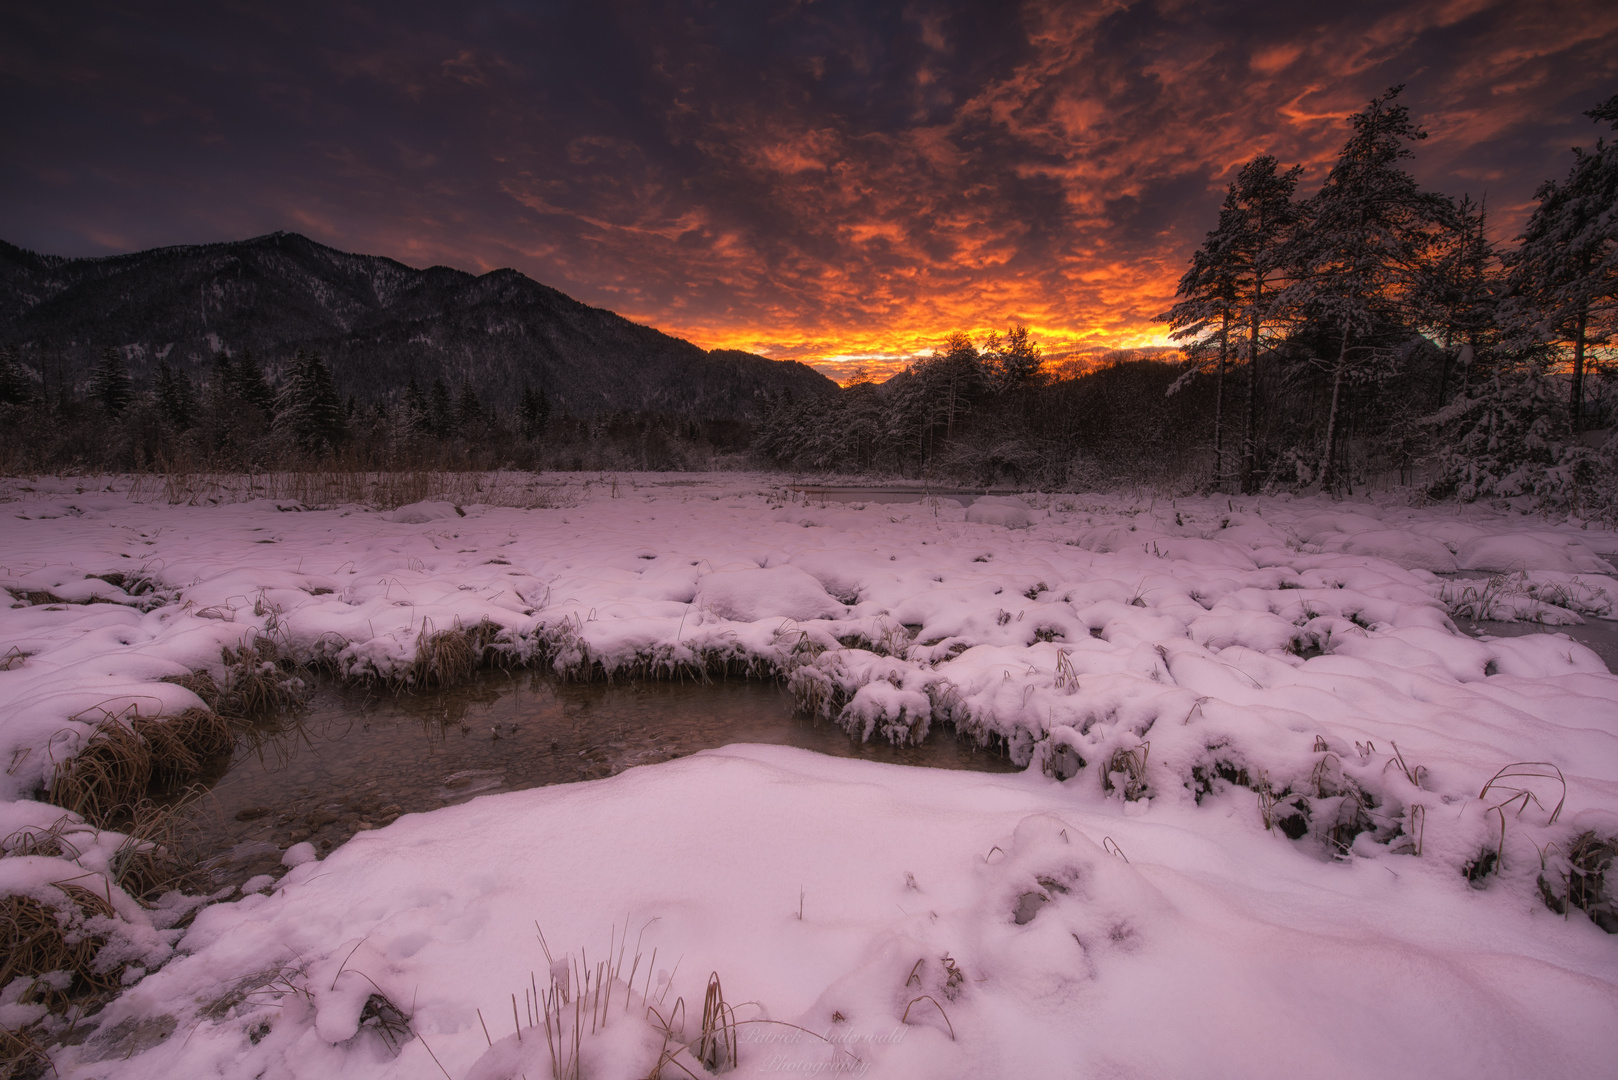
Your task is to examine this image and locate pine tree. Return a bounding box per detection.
[518,384,551,438]
[981,325,1046,393]
[924,332,986,437]
[88,346,134,416]
[0,348,34,408]
[1287,87,1448,492]
[274,350,345,456]
[1162,198,1239,486]
[455,383,484,436]
[1163,155,1302,491]
[430,377,453,438]
[242,356,275,416]
[155,360,198,430]
[1503,99,1618,430]
[1411,196,1501,407]
[403,377,430,435]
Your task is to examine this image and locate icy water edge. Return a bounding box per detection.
[179,673,1018,892]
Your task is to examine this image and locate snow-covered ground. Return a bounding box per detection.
[3,472,1617,1078]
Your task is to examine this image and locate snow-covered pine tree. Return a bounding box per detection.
[1162,155,1302,492]
[981,325,1046,394]
[1411,195,1501,408]
[87,346,134,416]
[1502,97,1618,430]
[1161,199,1239,487]
[274,349,345,457]
[1286,87,1449,492]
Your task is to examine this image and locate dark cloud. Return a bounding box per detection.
[2,0,1614,378]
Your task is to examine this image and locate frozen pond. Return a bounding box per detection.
[182,673,1017,890]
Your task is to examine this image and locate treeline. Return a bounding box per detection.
[0,346,752,473]
[758,87,1618,512]
[753,332,1220,488]
[1160,85,1616,510]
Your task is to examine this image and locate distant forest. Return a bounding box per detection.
[758,87,1618,516]
[1,88,1613,515]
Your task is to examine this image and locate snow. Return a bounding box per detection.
[1,473,1616,1078]
[964,495,1034,529]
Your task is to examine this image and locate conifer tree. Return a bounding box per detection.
[456,383,484,435]
[274,349,345,456]
[1412,196,1501,407]
[1287,87,1448,491]
[1162,193,1241,487]
[155,360,198,430]
[88,346,134,416]
[1503,98,1618,429]
[518,384,551,438]
[981,325,1046,393]
[1164,156,1302,491]
[0,348,34,408]
[430,377,453,438]
[403,377,430,435]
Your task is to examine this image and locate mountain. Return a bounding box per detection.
[0,232,835,418]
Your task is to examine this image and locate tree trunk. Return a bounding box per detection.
[1572,305,1588,432]
[1213,312,1228,490]
[1319,331,1350,494]
[1242,297,1261,494]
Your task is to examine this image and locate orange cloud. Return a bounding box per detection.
[7,0,1615,387]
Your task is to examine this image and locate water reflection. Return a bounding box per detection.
[183,673,1017,890]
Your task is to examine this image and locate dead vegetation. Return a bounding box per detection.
[124,468,581,512]
[405,619,508,689]
[0,884,124,1010]
[45,709,233,826]
[211,636,310,718]
[1539,831,1618,932]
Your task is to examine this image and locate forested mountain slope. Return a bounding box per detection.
[0,232,834,418]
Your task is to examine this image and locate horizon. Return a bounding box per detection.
[4,1,1615,381]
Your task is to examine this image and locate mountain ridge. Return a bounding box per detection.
[0,232,836,418]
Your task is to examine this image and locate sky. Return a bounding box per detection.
[3,1,1616,381]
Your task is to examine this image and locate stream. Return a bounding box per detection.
[181,673,1017,892]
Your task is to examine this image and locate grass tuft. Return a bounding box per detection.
[46,708,234,827]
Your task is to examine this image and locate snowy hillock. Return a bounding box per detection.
[2,473,1617,1077]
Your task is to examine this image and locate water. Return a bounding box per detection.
[1433,569,1618,672]
[1457,616,1618,673]
[182,673,1017,890]
[789,485,1010,507]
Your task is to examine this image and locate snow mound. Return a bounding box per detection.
[693,565,844,622]
[966,495,1034,528]
[1457,534,1616,574]
[1321,528,1459,571]
[385,500,462,524]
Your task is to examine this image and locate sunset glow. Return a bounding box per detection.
[4,1,1616,380]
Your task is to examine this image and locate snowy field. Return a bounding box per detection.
[3,472,1618,1079]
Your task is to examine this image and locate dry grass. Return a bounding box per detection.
[1539,831,1618,932]
[46,708,235,826]
[125,469,581,512]
[0,884,122,999]
[695,973,738,1073]
[1,1023,53,1080]
[216,637,310,719]
[2,796,198,901]
[1103,742,1150,801]
[405,619,507,689]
